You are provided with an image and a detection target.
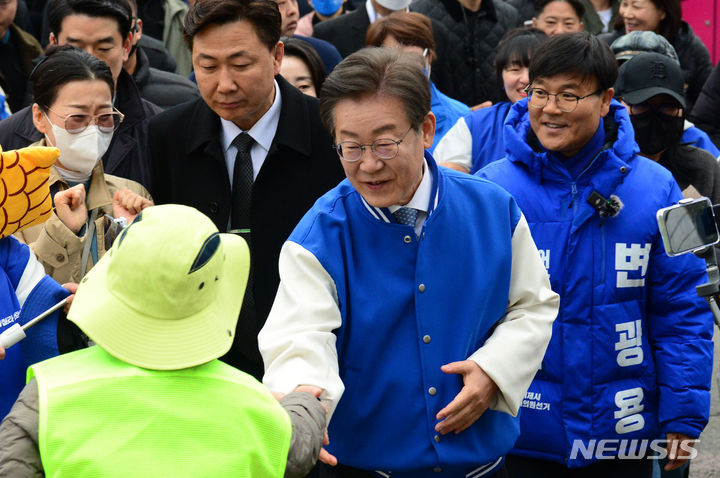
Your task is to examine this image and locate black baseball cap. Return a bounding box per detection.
[615,52,685,108]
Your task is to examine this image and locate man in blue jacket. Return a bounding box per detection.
[478,32,714,477]
[259,47,559,477]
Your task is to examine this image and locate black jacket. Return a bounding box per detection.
[148,75,345,379]
[312,7,370,58]
[132,48,199,110]
[0,69,161,189]
[660,142,720,205]
[138,34,178,74]
[411,0,520,107]
[690,62,720,150]
[600,21,712,112]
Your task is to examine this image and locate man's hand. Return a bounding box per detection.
[435,360,498,435]
[61,283,78,312]
[272,385,338,466]
[471,101,493,111]
[664,432,696,471]
[54,185,87,234]
[113,188,153,223]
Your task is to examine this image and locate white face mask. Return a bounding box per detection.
[375,0,412,10]
[46,120,113,183]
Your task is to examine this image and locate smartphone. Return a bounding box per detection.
[657,197,719,256]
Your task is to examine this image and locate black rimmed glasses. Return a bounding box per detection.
[525,86,602,113]
[335,126,413,162]
[45,107,125,134]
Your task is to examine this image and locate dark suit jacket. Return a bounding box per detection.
[313,7,370,59]
[148,76,345,379]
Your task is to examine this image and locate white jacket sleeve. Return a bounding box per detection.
[468,214,558,416]
[433,117,473,172]
[259,241,345,418]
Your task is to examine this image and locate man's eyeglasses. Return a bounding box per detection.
[335,126,413,162]
[624,101,682,117]
[45,107,125,134]
[525,86,602,113]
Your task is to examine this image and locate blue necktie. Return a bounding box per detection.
[393,207,419,227]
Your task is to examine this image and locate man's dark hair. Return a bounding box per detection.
[48,0,133,41]
[31,44,115,110]
[183,0,281,51]
[534,0,585,19]
[319,48,430,137]
[282,37,327,95]
[529,32,618,91]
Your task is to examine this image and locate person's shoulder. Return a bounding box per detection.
[314,8,365,34]
[150,97,207,127]
[441,162,512,197]
[147,67,198,91]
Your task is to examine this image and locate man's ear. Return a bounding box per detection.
[49,32,58,45]
[273,40,284,75]
[135,18,144,40]
[600,87,614,118]
[421,111,436,150]
[122,32,132,62]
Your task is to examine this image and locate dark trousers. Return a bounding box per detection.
[307,462,510,478]
[504,454,653,478]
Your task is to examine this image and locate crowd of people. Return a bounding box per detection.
[0,0,718,477]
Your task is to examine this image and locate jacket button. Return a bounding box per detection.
[434,434,440,443]
[56,254,64,262]
[404,235,412,243]
[620,167,627,173]
[428,387,437,396]
[209,202,219,213]
[418,284,426,292]
[423,335,431,344]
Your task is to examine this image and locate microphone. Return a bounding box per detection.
[587,191,623,218]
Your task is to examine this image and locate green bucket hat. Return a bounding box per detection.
[68,204,249,370]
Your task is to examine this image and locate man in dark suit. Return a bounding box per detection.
[148,0,344,380]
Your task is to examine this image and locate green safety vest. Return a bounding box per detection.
[28,346,292,478]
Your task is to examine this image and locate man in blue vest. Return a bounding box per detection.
[259,47,560,477]
[478,32,714,477]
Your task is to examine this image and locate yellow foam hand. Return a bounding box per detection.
[0,145,59,238]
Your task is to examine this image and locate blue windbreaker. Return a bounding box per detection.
[479,99,714,467]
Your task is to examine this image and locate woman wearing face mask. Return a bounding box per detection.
[365,11,471,153]
[616,53,720,211]
[15,45,153,284]
[434,28,547,174]
[599,0,711,112]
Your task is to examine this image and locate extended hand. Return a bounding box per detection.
[273,385,338,467]
[54,185,87,234]
[435,360,498,435]
[664,432,696,471]
[113,188,153,223]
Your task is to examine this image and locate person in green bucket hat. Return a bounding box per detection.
[0,204,327,478]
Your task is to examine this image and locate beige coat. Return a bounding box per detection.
[14,146,151,284]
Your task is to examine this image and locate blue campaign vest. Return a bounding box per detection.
[479,100,714,467]
[430,82,472,154]
[289,155,522,474]
[467,101,513,174]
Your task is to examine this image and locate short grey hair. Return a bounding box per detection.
[319,47,431,137]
